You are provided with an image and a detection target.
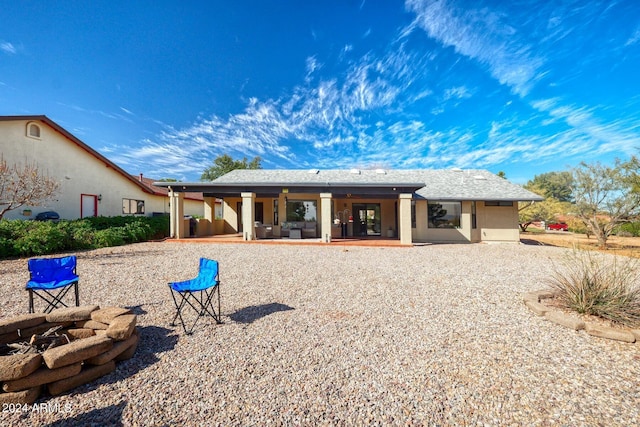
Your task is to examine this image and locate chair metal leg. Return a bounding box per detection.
[169,284,222,334]
[28,281,79,313]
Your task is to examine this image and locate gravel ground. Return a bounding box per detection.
[1,241,639,426]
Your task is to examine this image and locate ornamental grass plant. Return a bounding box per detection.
[547,248,640,328]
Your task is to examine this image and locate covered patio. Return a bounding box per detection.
[154,168,543,245]
[155,176,424,245]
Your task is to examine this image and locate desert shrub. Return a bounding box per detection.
[547,249,640,327]
[615,222,640,237]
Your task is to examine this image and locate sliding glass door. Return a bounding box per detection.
[352,203,381,236]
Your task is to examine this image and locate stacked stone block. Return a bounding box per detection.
[0,305,139,404]
[524,290,640,343]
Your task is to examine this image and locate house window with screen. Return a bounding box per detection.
[428,201,461,228]
[123,199,145,215]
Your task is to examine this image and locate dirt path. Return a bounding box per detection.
[521,230,640,258]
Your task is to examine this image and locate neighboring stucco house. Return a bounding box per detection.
[0,115,203,221]
[155,168,543,244]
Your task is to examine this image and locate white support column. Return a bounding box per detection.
[241,192,256,240]
[203,196,216,236]
[320,193,332,243]
[169,191,185,239]
[169,189,176,238]
[399,193,413,245]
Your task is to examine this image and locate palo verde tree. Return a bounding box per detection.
[201,154,262,181]
[518,184,569,231]
[571,158,640,248]
[0,156,60,220]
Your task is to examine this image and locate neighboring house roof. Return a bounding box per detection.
[156,169,543,201]
[133,174,204,201]
[0,115,182,199]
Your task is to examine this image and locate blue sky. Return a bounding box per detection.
[1,0,639,184]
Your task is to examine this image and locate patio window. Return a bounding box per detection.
[471,201,477,229]
[428,201,461,228]
[411,200,416,228]
[286,200,316,222]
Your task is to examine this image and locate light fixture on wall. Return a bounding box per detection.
[97,194,102,202]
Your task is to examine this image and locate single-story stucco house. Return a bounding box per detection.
[155,168,543,245]
[0,115,204,220]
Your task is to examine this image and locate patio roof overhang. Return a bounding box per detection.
[153,181,426,199]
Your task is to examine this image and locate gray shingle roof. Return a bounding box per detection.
[212,169,542,201]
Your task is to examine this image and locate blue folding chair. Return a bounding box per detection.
[168,258,222,334]
[26,255,80,313]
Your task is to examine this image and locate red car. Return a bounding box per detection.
[547,222,568,231]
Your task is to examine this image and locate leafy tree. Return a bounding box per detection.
[525,171,574,202]
[0,157,59,220]
[571,158,640,248]
[518,185,569,231]
[200,154,262,181]
[496,171,507,179]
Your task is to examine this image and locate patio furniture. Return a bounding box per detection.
[168,257,222,335]
[301,222,317,238]
[255,222,273,239]
[281,221,316,238]
[26,255,80,313]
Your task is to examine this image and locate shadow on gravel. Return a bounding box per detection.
[124,301,165,316]
[51,326,178,397]
[229,303,295,324]
[42,400,127,427]
[520,238,557,246]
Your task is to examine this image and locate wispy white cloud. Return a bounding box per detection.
[532,98,640,157]
[443,85,471,101]
[405,0,544,96]
[0,41,16,54]
[625,26,640,46]
[110,39,434,176]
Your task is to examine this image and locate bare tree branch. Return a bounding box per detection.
[0,156,60,220]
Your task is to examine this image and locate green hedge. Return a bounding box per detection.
[0,215,169,259]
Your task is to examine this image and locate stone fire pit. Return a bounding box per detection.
[0,305,139,404]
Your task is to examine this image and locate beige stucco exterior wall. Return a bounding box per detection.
[412,200,520,243]
[476,201,520,242]
[1,120,202,220]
